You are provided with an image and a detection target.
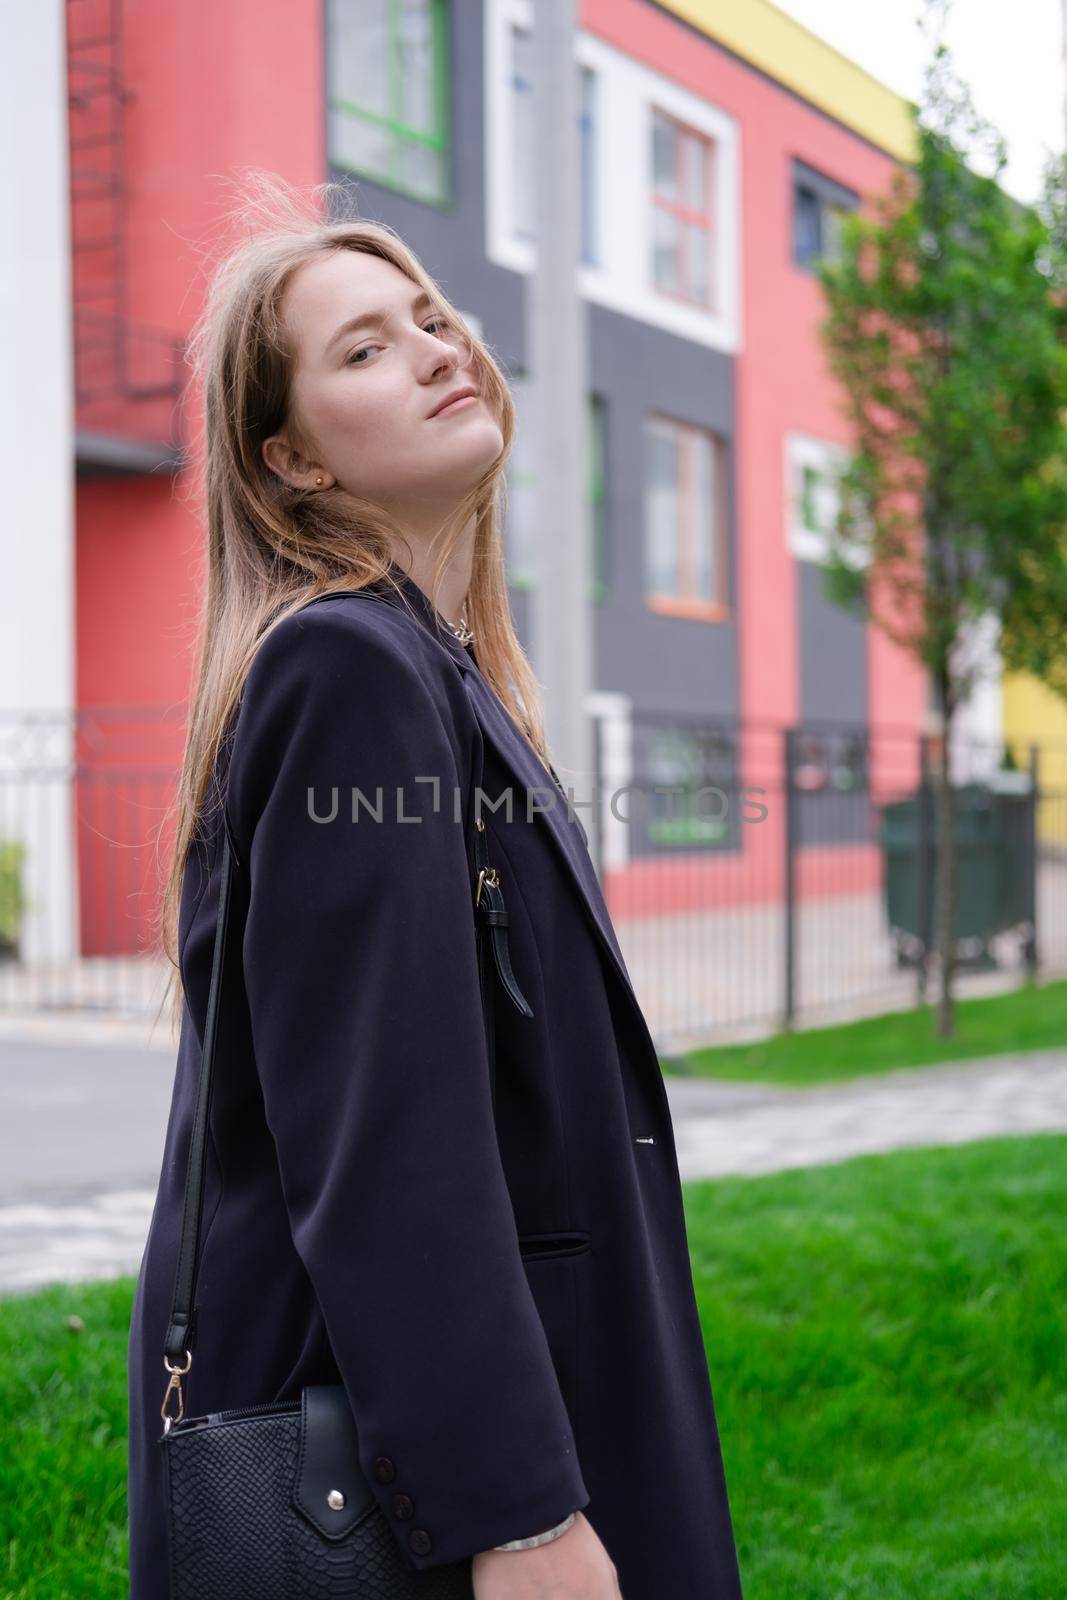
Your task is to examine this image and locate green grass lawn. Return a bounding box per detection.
[671,976,1067,1086]
[0,1276,131,1598]
[1,1135,1063,1598]
[688,1133,1067,1599]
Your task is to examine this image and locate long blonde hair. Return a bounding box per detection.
[154,173,550,1040]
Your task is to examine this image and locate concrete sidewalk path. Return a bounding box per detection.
[667,1048,1067,1180]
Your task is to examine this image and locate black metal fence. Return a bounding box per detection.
[0,707,184,1019]
[590,712,1064,1051]
[1,705,1065,1049]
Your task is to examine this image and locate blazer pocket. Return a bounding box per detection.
[517,1229,591,1262]
[515,1232,588,1427]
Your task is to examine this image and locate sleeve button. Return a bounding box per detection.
[409,1528,433,1556]
[392,1492,414,1520]
[372,1457,396,1484]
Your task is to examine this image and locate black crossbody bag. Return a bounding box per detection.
[157,591,534,1598]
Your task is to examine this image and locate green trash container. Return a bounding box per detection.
[879,775,1036,968]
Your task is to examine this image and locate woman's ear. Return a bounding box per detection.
[262,434,333,491]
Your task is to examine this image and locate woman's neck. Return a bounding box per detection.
[389,527,475,631]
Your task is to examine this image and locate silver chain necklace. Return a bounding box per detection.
[443,612,475,646]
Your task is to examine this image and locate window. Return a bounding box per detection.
[785,433,869,569]
[507,24,599,263]
[831,731,868,792]
[792,731,827,792]
[792,158,858,270]
[635,720,739,851]
[504,377,608,599]
[327,0,450,206]
[588,393,608,599]
[790,729,868,792]
[485,5,741,352]
[790,726,870,847]
[644,415,728,618]
[509,21,535,240]
[504,377,537,586]
[650,108,716,309]
[579,65,599,266]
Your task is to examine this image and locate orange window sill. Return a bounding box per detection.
[646,596,730,622]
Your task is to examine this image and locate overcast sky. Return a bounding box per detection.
[773,0,1064,202]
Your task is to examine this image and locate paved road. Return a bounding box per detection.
[1,1025,1065,1294]
[0,1025,174,1293]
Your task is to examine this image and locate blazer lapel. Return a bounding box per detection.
[372,568,639,1010]
[462,669,635,997]
[463,673,676,1141]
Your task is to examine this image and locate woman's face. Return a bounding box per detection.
[263,250,504,517]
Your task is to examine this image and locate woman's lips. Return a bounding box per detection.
[430,394,478,418]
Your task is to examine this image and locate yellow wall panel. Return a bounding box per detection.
[654,0,917,162]
[1003,671,1067,845]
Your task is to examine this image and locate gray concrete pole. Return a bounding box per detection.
[526,0,595,823]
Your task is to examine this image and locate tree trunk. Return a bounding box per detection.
[935,699,957,1037]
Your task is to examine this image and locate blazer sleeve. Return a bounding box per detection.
[224,605,589,1571]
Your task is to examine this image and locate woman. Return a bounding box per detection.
[128,178,745,1600]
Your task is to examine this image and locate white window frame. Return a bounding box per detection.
[643,413,729,614]
[484,0,741,354]
[503,373,609,599]
[785,432,869,569]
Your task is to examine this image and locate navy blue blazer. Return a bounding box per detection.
[127,567,745,1599]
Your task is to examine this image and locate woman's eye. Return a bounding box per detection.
[344,320,451,366]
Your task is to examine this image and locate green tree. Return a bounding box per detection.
[997,147,1067,700]
[816,12,1067,1037]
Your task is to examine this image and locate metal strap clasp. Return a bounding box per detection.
[475,867,500,908]
[160,1350,192,1433]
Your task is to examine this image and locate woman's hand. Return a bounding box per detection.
[472,1510,623,1597]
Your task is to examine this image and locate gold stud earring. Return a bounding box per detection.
[315,476,324,486]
